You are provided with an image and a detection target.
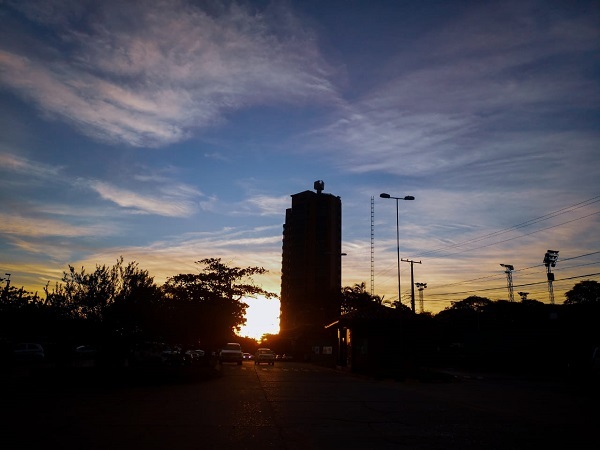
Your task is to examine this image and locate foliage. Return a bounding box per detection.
[445,296,493,313]
[161,258,277,348]
[341,282,383,313]
[0,285,54,338]
[47,257,162,331]
[564,280,600,305]
[387,300,413,313]
[0,257,276,353]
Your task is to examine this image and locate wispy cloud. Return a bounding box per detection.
[0,213,114,238]
[204,152,230,162]
[305,1,599,186]
[0,0,337,147]
[0,152,64,179]
[68,225,284,292]
[88,180,202,217]
[242,195,291,216]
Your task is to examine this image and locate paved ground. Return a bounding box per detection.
[1,361,597,449]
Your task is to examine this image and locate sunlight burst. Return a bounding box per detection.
[237,296,280,341]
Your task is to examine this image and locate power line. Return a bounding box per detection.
[414,195,600,259]
[419,211,600,260]
[427,251,600,291]
[374,195,600,303]
[425,272,600,298]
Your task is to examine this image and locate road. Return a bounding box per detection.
[2,361,596,449]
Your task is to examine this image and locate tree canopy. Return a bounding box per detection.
[0,257,277,353]
[340,282,382,313]
[161,258,276,347]
[564,280,600,305]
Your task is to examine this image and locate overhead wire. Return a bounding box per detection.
[413,195,600,259]
[375,195,600,304]
[425,272,600,300]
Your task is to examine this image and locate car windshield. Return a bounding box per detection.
[224,344,240,350]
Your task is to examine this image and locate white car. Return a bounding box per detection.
[219,343,243,365]
[254,348,275,365]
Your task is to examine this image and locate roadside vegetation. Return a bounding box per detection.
[1,259,598,379]
[0,257,275,367]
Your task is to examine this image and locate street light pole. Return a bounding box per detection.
[380,193,415,307]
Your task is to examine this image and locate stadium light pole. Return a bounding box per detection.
[415,282,427,313]
[500,264,515,302]
[543,250,559,304]
[379,193,415,307]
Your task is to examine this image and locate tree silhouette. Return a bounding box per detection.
[341,282,382,313]
[162,258,277,348]
[564,280,600,305]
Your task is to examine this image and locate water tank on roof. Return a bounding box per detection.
[314,180,324,194]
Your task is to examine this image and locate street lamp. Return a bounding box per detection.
[379,193,415,306]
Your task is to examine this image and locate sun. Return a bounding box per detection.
[237,295,280,341]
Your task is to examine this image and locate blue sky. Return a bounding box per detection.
[1,0,599,338]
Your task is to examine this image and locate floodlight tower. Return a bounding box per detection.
[500,264,515,302]
[370,196,375,296]
[415,282,427,313]
[518,291,529,301]
[543,250,559,304]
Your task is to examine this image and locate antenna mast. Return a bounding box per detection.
[370,196,375,296]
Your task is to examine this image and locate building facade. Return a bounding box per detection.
[280,181,342,334]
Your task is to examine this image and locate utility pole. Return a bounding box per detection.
[518,291,529,301]
[401,258,421,313]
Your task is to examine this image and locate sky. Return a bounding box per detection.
[0,0,599,339]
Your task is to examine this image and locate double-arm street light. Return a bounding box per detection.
[380,193,415,307]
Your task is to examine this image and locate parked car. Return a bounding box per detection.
[219,343,243,365]
[185,349,205,361]
[162,345,188,366]
[131,342,185,366]
[254,348,275,365]
[13,343,45,362]
[74,345,97,357]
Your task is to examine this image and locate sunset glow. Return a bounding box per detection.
[237,296,281,341]
[0,1,598,330]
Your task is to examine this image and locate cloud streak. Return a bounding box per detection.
[305,1,599,185]
[0,0,337,147]
[88,180,203,217]
[0,213,114,238]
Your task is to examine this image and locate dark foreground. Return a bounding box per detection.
[1,361,597,449]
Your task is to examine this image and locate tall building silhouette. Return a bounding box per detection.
[280,181,342,334]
